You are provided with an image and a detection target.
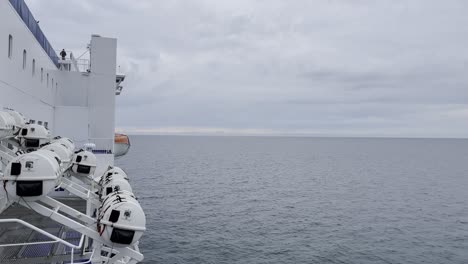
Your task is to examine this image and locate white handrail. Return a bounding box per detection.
[0,218,88,263]
[0,219,80,247]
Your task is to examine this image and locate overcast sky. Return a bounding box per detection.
[27,0,468,137]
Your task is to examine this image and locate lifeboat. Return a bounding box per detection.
[97,190,146,247]
[17,124,51,152]
[0,111,16,139]
[2,150,62,202]
[99,167,132,198]
[114,133,130,157]
[42,142,74,168]
[71,150,97,177]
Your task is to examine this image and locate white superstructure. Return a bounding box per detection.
[0,0,119,172]
[0,1,144,263]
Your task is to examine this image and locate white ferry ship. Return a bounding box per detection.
[0,0,146,263]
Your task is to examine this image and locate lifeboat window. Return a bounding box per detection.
[77,165,91,174]
[110,228,135,245]
[16,181,43,197]
[22,50,27,69]
[32,59,36,76]
[8,35,13,58]
[11,162,22,176]
[109,210,120,223]
[25,139,40,148]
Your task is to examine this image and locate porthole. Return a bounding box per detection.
[22,50,27,69]
[32,59,36,76]
[8,35,13,58]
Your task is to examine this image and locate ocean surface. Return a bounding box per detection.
[116,136,468,264]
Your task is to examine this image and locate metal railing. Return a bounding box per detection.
[75,58,91,72]
[55,50,91,72]
[9,0,59,67]
[0,219,91,263]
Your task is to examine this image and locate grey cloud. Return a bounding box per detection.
[25,0,468,137]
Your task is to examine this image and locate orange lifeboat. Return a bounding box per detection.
[114,133,130,157]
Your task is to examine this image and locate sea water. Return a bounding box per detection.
[116,136,468,264]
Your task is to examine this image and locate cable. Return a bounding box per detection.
[3,180,9,203]
[20,196,34,211]
[76,49,89,60]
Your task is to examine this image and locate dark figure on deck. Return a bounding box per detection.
[60,49,67,60]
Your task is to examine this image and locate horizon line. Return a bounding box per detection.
[117,132,468,140]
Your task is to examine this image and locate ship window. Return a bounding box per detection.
[23,50,27,69]
[38,121,43,125]
[41,68,44,82]
[47,73,49,87]
[30,119,35,124]
[32,59,36,76]
[52,78,54,88]
[44,122,48,129]
[8,35,13,58]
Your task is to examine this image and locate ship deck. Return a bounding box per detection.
[0,198,90,264]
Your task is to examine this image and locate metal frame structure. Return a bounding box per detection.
[0,129,144,263]
[0,219,89,264]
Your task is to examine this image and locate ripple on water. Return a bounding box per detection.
[117,136,468,264]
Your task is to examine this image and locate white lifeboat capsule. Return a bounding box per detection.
[98,192,146,248]
[99,166,129,186]
[107,166,127,177]
[98,191,137,217]
[71,150,97,177]
[52,137,75,151]
[100,174,133,198]
[99,190,137,211]
[6,110,27,133]
[0,111,16,139]
[42,142,74,168]
[17,124,51,151]
[2,149,61,202]
[98,191,139,226]
[100,166,129,183]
